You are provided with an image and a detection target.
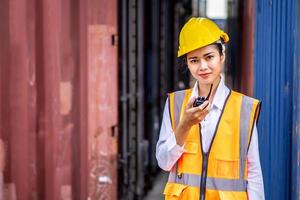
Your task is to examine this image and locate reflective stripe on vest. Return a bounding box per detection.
[167,91,258,192]
[168,172,246,191]
[168,90,189,130]
[168,89,192,181]
[240,95,255,182]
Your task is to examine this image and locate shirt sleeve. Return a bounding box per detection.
[247,123,265,200]
[156,98,185,171]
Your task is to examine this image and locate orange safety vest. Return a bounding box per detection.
[164,89,261,200]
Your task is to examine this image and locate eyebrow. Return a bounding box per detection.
[188,52,215,60]
[203,52,215,57]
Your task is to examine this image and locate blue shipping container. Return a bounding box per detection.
[254,0,300,199]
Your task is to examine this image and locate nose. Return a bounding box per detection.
[198,59,208,71]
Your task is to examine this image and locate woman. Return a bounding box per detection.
[156,17,265,200]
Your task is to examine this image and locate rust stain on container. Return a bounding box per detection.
[0,140,5,172]
[60,82,72,115]
[61,185,72,200]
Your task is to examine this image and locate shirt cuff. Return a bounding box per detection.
[165,131,185,155]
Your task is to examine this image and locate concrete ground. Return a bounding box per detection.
[143,171,168,200]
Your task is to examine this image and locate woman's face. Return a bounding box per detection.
[186,44,225,85]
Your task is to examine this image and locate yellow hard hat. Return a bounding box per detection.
[178,17,229,57]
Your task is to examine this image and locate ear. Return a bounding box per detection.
[220,53,226,64]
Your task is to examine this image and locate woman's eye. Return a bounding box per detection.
[206,55,214,60]
[190,59,198,63]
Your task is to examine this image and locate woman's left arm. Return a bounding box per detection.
[247,123,265,200]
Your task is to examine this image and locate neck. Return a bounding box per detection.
[198,76,221,101]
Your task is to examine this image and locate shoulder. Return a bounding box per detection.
[230,90,262,122]
[230,90,261,104]
[168,88,192,97]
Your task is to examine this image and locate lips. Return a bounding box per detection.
[198,73,211,79]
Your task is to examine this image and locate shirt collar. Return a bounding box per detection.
[191,76,230,110]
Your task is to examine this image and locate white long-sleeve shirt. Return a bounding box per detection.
[156,78,265,200]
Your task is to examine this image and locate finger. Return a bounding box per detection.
[186,96,196,109]
[194,103,210,118]
[188,106,201,113]
[201,108,209,116]
[202,104,211,115]
[196,110,209,122]
[198,101,209,110]
[189,101,209,113]
[205,102,212,111]
[202,101,211,111]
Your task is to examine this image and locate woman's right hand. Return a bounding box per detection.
[175,97,210,146]
[181,97,210,128]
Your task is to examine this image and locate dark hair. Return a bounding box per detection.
[177,55,188,73]
[214,43,223,55]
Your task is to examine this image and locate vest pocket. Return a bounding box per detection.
[215,158,239,179]
[218,191,248,200]
[163,183,187,199]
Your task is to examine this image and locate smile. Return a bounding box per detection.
[198,73,211,79]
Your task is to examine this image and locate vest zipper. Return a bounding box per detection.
[197,91,231,200]
[200,152,208,200]
[199,123,208,200]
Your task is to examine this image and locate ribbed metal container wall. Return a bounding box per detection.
[291,1,300,199]
[254,0,298,199]
[0,0,118,199]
